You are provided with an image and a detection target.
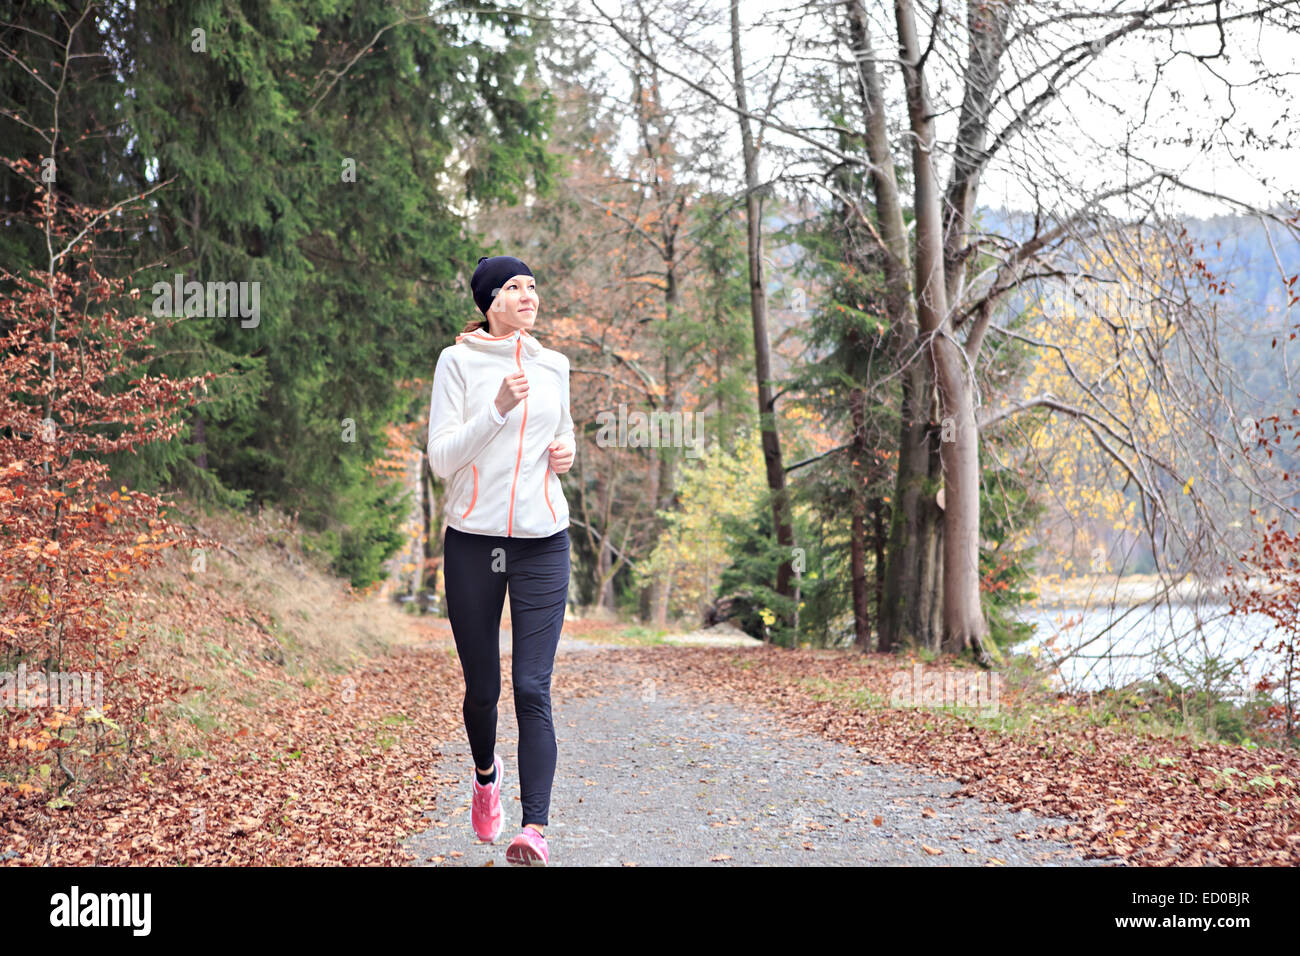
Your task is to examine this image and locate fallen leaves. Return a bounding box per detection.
[1,630,469,866]
[7,608,1297,868]
[551,642,1300,867]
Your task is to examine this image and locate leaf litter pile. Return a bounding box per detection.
[2,637,472,865]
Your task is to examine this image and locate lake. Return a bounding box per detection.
[1012,602,1288,703]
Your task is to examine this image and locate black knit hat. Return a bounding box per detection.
[470,255,534,317]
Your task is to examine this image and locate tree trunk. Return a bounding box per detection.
[191,412,208,470]
[932,338,995,661]
[598,532,616,610]
[731,0,795,615]
[878,357,941,651]
[850,386,871,651]
[894,0,995,665]
[872,495,886,644]
[650,264,684,629]
[924,484,943,653]
[637,448,659,621]
[846,0,939,653]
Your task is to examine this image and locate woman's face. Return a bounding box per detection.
[487,273,539,333]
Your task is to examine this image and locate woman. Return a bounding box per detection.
[425,254,576,866]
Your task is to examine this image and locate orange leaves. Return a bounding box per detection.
[1,250,206,797]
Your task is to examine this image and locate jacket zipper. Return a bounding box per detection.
[543,465,556,522]
[506,336,527,535]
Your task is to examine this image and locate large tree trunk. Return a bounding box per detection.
[932,338,991,658]
[845,0,941,653]
[731,0,795,616]
[924,481,944,653]
[894,0,995,664]
[878,359,942,651]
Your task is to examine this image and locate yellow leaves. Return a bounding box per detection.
[1182,475,1194,494]
[1014,250,1194,576]
[633,434,768,609]
[83,709,120,732]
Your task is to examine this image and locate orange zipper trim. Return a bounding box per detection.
[462,464,478,518]
[543,465,556,522]
[506,337,526,535]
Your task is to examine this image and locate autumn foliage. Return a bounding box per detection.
[1224,392,1300,748]
[1,162,214,802]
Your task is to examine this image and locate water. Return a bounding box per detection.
[1012,602,1288,702]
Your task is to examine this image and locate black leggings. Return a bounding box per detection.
[442,524,570,827]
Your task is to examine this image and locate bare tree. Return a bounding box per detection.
[524,0,1300,662]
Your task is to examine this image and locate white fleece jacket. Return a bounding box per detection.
[426,326,575,537]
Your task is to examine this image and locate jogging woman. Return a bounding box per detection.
[425,255,575,866]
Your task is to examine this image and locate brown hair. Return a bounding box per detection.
[459,315,489,334]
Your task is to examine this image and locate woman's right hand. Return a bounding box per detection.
[494,370,529,417]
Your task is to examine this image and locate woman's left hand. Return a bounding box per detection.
[547,440,575,475]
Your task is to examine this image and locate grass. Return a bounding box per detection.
[112,495,424,772]
[733,639,1294,755]
[614,625,671,646]
[796,676,889,711]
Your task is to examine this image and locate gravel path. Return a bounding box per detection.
[404,637,1122,867]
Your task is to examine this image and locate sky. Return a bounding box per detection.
[548,0,1300,222]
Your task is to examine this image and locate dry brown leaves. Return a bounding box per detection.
[1,616,468,866]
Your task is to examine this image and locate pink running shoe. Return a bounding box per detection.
[506,826,549,866]
[470,754,504,843]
